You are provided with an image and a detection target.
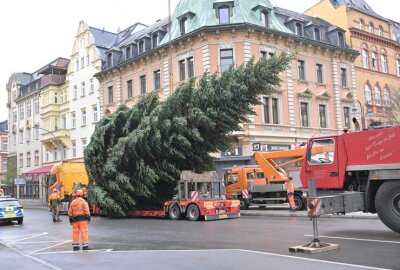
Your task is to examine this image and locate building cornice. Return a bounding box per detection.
[96,23,359,79]
[350,27,400,51]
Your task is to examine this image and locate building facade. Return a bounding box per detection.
[66,21,147,161]
[305,0,400,127]
[0,121,8,189]
[6,58,69,203]
[96,0,358,166]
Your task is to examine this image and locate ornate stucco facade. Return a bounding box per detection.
[96,0,358,166]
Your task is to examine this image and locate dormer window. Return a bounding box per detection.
[314,28,321,41]
[261,10,269,28]
[138,40,144,54]
[180,17,187,35]
[107,53,112,68]
[152,34,158,48]
[295,23,303,36]
[126,47,131,60]
[219,5,230,24]
[338,32,345,47]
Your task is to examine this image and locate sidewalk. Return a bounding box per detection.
[23,203,379,219]
[241,205,379,219]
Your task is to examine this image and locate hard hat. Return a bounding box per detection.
[76,190,84,197]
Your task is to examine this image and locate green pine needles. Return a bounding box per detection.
[84,53,292,217]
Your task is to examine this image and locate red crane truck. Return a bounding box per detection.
[302,126,400,233]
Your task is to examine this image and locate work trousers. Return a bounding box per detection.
[72,221,89,249]
[287,194,295,209]
[51,206,60,221]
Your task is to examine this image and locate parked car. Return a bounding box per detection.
[0,196,24,224]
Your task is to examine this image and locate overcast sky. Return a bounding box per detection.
[0,0,398,122]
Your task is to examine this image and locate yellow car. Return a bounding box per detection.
[0,196,24,224]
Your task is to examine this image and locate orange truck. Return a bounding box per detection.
[224,148,307,210]
[48,161,89,212]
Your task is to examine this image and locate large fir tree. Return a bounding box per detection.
[85,54,292,217]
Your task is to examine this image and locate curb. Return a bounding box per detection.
[241,211,379,220]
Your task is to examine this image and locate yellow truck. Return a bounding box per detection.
[48,161,89,212]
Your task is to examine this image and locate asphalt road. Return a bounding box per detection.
[0,208,399,270]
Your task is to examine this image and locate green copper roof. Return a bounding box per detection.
[160,0,291,45]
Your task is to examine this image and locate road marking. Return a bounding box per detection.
[31,240,72,254]
[304,235,400,245]
[35,249,114,255]
[238,249,390,270]
[1,241,62,270]
[14,240,70,244]
[5,232,48,244]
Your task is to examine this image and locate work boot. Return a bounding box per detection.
[53,218,56,222]
[82,244,90,251]
[289,209,296,212]
[72,244,80,251]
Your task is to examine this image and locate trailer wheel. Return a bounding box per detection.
[294,194,305,211]
[240,199,249,210]
[168,204,181,220]
[375,181,400,233]
[187,204,200,221]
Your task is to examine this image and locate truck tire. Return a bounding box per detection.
[168,204,181,220]
[240,199,249,210]
[187,204,200,221]
[294,194,305,211]
[17,218,23,224]
[375,181,400,233]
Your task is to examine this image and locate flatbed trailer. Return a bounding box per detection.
[95,171,241,221]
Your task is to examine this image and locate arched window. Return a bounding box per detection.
[219,5,230,24]
[138,40,144,54]
[107,53,112,68]
[295,23,303,36]
[372,52,378,71]
[180,17,187,35]
[381,54,387,73]
[126,47,131,60]
[397,58,400,77]
[369,22,374,33]
[152,34,158,48]
[378,25,383,36]
[360,19,365,30]
[314,28,321,41]
[374,86,381,106]
[383,88,390,107]
[365,84,372,104]
[261,10,269,28]
[362,49,369,68]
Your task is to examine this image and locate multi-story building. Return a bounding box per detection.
[40,58,70,165]
[95,0,358,168]
[0,121,8,190]
[6,58,69,203]
[305,0,400,127]
[66,21,146,161]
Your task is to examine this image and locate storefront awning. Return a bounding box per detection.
[22,166,53,177]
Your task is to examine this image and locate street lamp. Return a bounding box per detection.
[353,99,366,130]
[33,124,64,161]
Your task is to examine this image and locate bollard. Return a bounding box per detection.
[308,178,320,248]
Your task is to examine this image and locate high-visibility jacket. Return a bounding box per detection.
[68,197,90,223]
[48,192,60,208]
[286,181,294,195]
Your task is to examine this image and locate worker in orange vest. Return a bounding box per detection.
[48,189,61,222]
[286,176,295,212]
[68,189,91,251]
